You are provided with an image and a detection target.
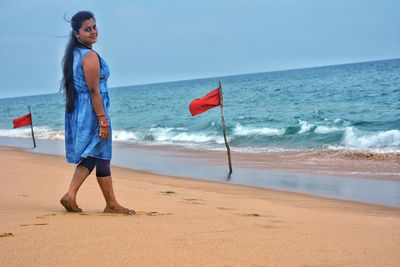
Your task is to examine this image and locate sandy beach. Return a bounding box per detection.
[1,146,399,266]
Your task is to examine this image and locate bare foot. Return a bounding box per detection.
[104,204,135,215]
[60,194,82,212]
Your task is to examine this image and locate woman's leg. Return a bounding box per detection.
[96,176,118,207]
[97,176,134,214]
[60,158,95,212]
[95,159,135,214]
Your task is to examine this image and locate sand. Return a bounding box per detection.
[0,147,399,266]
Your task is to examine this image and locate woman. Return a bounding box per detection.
[60,11,134,215]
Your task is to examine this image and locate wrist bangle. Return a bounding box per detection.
[96,113,106,117]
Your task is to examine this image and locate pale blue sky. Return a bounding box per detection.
[0,0,399,98]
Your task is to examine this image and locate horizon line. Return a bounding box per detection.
[1,57,399,100]
[111,57,400,90]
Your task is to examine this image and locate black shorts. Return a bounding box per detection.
[78,157,111,177]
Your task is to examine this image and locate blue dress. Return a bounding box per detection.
[65,47,112,164]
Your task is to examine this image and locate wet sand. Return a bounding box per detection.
[0,147,399,266]
[231,148,400,180]
[1,136,399,181]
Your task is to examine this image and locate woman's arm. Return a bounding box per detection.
[82,51,110,139]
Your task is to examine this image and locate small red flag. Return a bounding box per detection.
[13,113,32,128]
[189,88,221,116]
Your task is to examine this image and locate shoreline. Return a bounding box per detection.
[0,137,400,207]
[1,136,399,180]
[1,147,399,266]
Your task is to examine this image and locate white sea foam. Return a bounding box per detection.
[158,132,224,144]
[0,127,64,140]
[149,126,225,144]
[233,123,285,136]
[314,126,342,134]
[230,147,300,153]
[298,120,314,134]
[342,127,400,150]
[113,130,140,142]
[2,124,398,153]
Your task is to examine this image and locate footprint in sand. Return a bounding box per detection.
[0,233,13,238]
[239,213,263,217]
[270,219,282,223]
[76,211,172,217]
[135,211,172,216]
[20,223,49,227]
[36,214,57,219]
[183,198,205,205]
[146,211,163,216]
[74,212,117,217]
[217,207,235,211]
[161,190,177,195]
[78,212,134,217]
[235,213,282,229]
[237,213,279,220]
[263,225,276,229]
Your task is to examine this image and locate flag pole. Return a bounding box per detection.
[28,106,36,148]
[219,80,232,174]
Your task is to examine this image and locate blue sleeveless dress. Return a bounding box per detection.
[65,47,112,164]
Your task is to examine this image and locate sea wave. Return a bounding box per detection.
[0,127,64,140]
[342,127,400,150]
[314,126,342,134]
[113,130,140,141]
[298,120,344,135]
[233,123,285,136]
[1,124,399,153]
[298,120,314,134]
[149,126,225,144]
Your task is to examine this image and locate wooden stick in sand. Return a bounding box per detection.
[218,80,232,175]
[28,106,36,148]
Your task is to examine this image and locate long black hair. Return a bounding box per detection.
[60,11,95,112]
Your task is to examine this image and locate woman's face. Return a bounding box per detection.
[76,18,98,47]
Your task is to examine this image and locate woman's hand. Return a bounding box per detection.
[98,119,110,140]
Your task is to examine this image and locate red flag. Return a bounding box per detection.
[189,88,221,116]
[13,113,32,128]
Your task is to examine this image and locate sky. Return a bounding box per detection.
[0,0,399,98]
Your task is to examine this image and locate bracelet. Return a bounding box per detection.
[96,113,106,117]
[99,120,109,128]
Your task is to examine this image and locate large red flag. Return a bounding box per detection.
[189,88,221,116]
[13,113,32,128]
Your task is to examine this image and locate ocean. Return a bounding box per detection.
[1,58,399,154]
